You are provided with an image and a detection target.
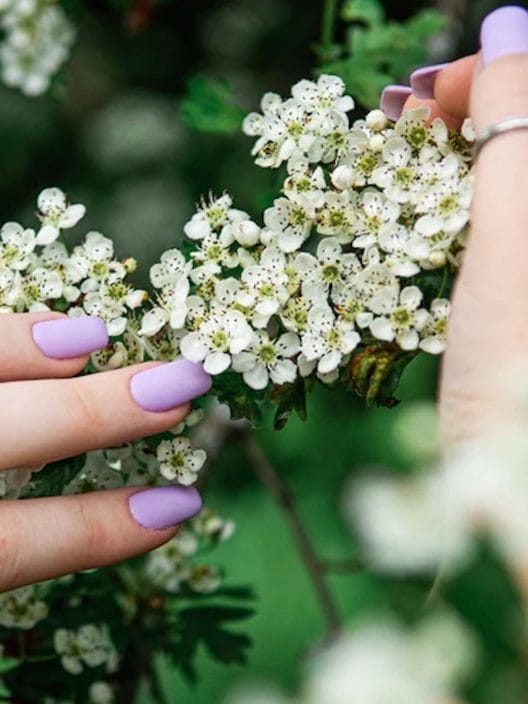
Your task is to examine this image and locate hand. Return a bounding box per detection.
[0,311,211,592]
[382,6,528,444]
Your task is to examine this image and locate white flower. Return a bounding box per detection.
[139,275,190,336]
[67,232,118,285]
[0,586,48,629]
[264,196,314,253]
[371,137,419,204]
[232,331,300,389]
[414,174,472,237]
[291,74,354,115]
[419,298,450,354]
[157,437,206,484]
[184,193,233,240]
[150,249,191,288]
[180,310,253,374]
[283,156,326,207]
[54,624,118,675]
[300,305,359,375]
[187,564,222,593]
[315,191,357,242]
[295,237,359,297]
[36,188,85,245]
[369,285,429,350]
[0,221,36,270]
[241,247,290,327]
[89,682,114,704]
[352,191,400,249]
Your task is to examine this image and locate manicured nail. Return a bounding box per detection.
[410,63,449,99]
[481,5,528,66]
[129,359,212,412]
[129,486,202,530]
[380,85,412,121]
[32,316,108,359]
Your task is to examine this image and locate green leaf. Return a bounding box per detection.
[342,0,385,26]
[181,76,245,135]
[26,454,87,498]
[167,604,253,682]
[0,658,19,675]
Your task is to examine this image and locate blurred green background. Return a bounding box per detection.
[2,0,527,702]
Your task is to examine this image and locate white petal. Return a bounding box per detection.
[204,351,231,375]
[60,204,86,228]
[243,364,269,390]
[36,224,59,245]
[370,317,395,342]
[317,350,341,375]
[180,333,208,363]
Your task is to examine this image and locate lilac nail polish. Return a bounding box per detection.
[410,63,449,99]
[129,359,212,412]
[129,486,202,530]
[481,5,528,65]
[32,316,108,359]
[380,85,413,121]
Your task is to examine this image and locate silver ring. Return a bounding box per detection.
[475,116,528,158]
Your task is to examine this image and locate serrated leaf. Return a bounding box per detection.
[181,76,245,135]
[26,454,87,498]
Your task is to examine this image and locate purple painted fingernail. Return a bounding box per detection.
[129,486,202,530]
[410,63,449,99]
[481,5,528,65]
[32,316,108,359]
[380,85,413,121]
[130,359,212,412]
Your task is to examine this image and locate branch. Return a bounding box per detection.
[242,432,342,640]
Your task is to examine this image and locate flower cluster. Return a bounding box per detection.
[144,508,234,594]
[53,624,118,675]
[0,0,75,96]
[139,75,473,392]
[0,585,48,629]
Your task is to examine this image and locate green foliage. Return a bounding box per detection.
[167,604,254,683]
[26,454,86,498]
[181,77,246,135]
[319,0,446,108]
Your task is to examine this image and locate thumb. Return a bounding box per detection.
[440,5,528,442]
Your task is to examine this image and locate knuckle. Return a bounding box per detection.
[73,498,108,566]
[0,515,24,591]
[69,379,106,437]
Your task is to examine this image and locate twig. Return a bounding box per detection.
[319,558,363,574]
[319,0,339,63]
[242,432,342,640]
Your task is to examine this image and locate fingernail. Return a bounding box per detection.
[32,316,108,359]
[129,486,202,530]
[481,5,528,65]
[410,63,449,99]
[129,359,212,412]
[380,85,413,121]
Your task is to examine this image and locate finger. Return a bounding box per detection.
[0,485,202,592]
[0,359,211,469]
[402,94,463,130]
[380,86,462,129]
[440,6,528,441]
[410,55,477,119]
[0,313,108,381]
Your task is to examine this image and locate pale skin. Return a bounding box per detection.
[1,52,526,593]
[0,311,191,591]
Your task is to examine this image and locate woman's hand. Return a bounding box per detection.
[0,311,210,592]
[383,6,528,444]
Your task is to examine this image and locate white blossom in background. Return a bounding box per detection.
[0,3,75,96]
[54,624,118,675]
[89,682,114,704]
[0,586,48,629]
[225,612,476,704]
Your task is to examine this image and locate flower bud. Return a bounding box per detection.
[331,164,355,190]
[366,109,388,131]
[369,134,385,152]
[233,219,260,247]
[429,251,446,268]
[123,257,137,273]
